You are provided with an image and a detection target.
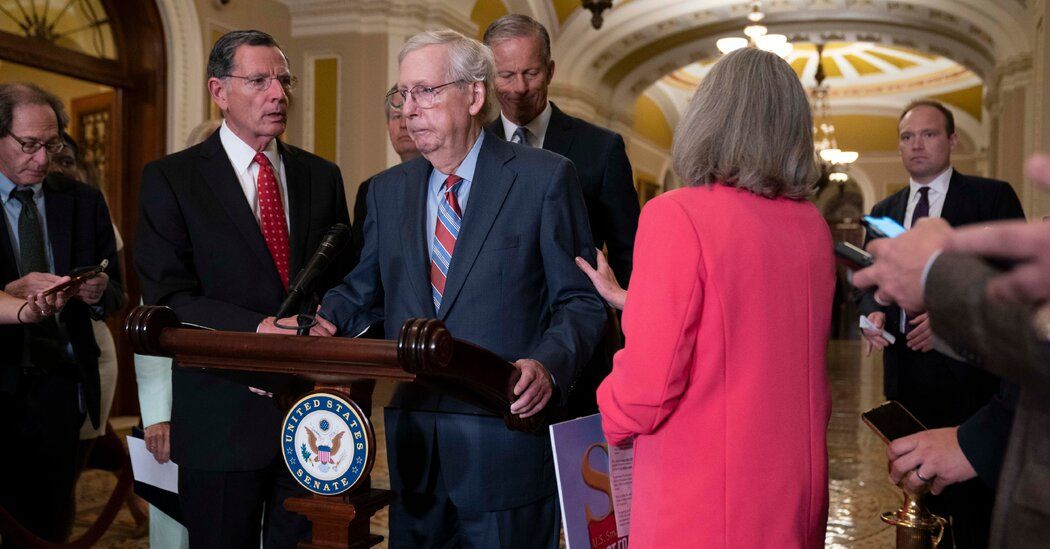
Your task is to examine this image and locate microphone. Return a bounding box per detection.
[276,223,350,320]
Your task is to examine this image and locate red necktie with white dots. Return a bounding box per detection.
[254,152,290,290]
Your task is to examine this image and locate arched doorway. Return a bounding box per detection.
[0,0,167,416]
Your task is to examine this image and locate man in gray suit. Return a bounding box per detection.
[319,29,605,548]
[853,153,1050,547]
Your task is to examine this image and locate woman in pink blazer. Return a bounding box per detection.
[595,48,835,548]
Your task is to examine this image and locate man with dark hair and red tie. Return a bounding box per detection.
[856,100,1024,548]
[134,30,350,548]
[319,29,605,548]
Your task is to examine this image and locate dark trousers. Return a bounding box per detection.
[0,368,83,545]
[179,458,311,549]
[927,479,995,549]
[388,437,560,549]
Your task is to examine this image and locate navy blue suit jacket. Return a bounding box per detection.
[0,174,123,429]
[856,170,1024,485]
[321,131,606,510]
[135,130,351,471]
[489,103,639,287]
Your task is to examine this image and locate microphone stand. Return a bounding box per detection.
[296,294,319,336]
[273,292,319,336]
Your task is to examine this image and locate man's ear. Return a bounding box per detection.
[467,81,485,117]
[208,77,228,113]
[948,131,959,152]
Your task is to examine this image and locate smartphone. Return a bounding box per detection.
[834,242,873,270]
[42,259,109,296]
[862,401,926,444]
[862,216,907,239]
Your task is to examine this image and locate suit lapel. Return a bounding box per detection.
[280,142,311,276]
[542,103,575,157]
[437,135,516,319]
[0,210,16,281]
[399,158,433,315]
[43,178,73,275]
[488,119,507,140]
[889,187,909,224]
[940,170,969,225]
[198,132,284,291]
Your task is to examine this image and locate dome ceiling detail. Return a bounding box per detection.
[662,42,979,100]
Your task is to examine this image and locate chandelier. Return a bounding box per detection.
[811,44,858,182]
[716,1,793,58]
[581,0,613,29]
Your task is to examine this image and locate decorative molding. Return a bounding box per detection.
[156,0,205,153]
[281,0,476,38]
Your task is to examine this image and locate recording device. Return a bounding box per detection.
[862,401,927,444]
[42,259,109,296]
[862,215,907,239]
[275,223,350,321]
[834,241,874,270]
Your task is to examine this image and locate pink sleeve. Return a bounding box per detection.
[598,196,706,445]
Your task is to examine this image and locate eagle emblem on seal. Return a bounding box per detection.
[304,419,347,473]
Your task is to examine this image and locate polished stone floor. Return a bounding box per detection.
[74,339,900,547]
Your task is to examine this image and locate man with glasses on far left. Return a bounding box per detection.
[135,30,350,548]
[0,82,123,543]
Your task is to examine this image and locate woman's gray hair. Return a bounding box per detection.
[671,47,819,199]
[398,29,499,124]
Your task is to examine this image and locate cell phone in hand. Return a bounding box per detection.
[862,216,907,239]
[834,242,874,270]
[862,400,926,444]
[42,259,109,296]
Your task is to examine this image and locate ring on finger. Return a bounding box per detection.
[915,470,933,483]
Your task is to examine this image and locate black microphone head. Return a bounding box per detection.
[318,223,351,256]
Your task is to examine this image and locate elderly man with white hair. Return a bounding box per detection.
[320,29,605,547]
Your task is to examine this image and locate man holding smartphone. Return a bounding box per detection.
[0,83,123,542]
[856,100,1024,548]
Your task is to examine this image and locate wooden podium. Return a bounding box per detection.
[124,306,556,548]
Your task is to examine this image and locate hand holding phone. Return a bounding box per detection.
[42,259,109,297]
[862,216,907,239]
[862,401,926,444]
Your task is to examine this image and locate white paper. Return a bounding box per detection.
[127,436,179,493]
[859,315,896,345]
[608,441,633,538]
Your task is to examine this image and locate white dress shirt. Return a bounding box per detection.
[499,101,553,148]
[901,166,952,330]
[904,166,952,228]
[218,121,290,228]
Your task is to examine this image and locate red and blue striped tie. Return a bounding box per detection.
[430,174,463,311]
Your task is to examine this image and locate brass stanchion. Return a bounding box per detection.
[880,487,950,548]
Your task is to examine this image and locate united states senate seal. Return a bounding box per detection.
[281,392,373,496]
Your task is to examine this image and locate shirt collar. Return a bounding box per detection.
[0,170,42,204]
[500,101,552,146]
[219,120,281,174]
[431,131,485,192]
[909,166,952,197]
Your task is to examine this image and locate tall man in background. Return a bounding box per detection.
[856,100,1024,548]
[484,14,640,415]
[321,29,605,547]
[135,30,350,548]
[0,83,122,542]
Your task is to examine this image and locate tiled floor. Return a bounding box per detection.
[74,339,900,547]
